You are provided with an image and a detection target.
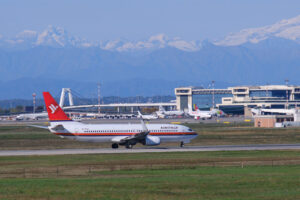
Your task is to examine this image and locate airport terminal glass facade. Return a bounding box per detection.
[192,94,232,109]
[179,95,189,110]
[249,90,291,99]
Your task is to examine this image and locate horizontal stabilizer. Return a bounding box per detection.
[50,124,65,131]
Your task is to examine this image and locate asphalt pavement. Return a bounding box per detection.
[0,144,299,156]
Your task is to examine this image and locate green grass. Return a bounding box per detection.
[0,150,299,174]
[0,128,300,200]
[0,165,299,200]
[0,150,299,165]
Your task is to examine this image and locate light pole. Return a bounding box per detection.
[212,80,215,108]
[285,79,289,109]
[32,93,36,113]
[97,83,101,114]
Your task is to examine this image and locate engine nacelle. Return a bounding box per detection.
[144,136,160,146]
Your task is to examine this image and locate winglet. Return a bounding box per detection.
[140,119,149,133]
[43,92,71,121]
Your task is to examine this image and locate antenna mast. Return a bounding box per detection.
[97,83,101,114]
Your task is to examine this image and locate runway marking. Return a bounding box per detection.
[0,144,300,156]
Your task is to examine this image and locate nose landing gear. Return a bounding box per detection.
[180,141,184,148]
[112,143,119,149]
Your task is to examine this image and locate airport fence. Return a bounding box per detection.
[0,158,300,178]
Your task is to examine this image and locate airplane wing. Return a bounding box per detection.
[112,120,150,145]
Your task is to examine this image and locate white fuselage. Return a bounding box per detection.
[49,121,197,143]
[16,112,48,120]
[137,114,158,120]
[157,110,184,116]
[188,110,212,119]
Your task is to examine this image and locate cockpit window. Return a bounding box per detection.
[188,128,193,131]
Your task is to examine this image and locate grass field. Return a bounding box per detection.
[0,122,300,150]
[1,124,300,199]
[0,166,299,200]
[0,151,299,199]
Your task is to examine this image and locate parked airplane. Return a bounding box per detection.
[137,110,159,120]
[39,92,197,149]
[156,105,184,116]
[187,105,225,119]
[251,108,300,120]
[187,105,212,119]
[251,108,295,116]
[16,112,48,120]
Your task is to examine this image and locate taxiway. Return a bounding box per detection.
[0,144,299,156]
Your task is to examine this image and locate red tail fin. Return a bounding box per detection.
[43,92,71,121]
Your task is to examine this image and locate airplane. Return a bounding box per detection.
[156,105,184,116]
[137,110,159,120]
[187,104,225,120]
[187,104,212,119]
[39,92,197,149]
[209,108,226,117]
[16,112,48,120]
[251,107,298,117]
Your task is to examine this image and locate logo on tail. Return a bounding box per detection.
[43,92,71,121]
[49,104,58,114]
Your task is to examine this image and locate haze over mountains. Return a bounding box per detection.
[1,15,300,99]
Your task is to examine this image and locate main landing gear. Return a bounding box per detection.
[112,143,134,149]
[180,141,184,148]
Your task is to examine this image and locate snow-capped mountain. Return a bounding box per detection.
[2,14,300,50]
[36,25,80,47]
[0,26,201,51]
[100,34,202,52]
[0,25,94,48]
[215,15,300,46]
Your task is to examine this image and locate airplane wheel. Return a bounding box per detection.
[180,142,184,148]
[112,143,119,149]
[126,144,133,149]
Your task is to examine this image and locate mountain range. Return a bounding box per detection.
[0,15,300,99]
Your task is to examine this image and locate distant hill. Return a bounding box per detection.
[0,77,233,100]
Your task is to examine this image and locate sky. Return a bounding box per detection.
[1,0,300,41]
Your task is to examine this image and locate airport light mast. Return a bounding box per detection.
[212,80,215,108]
[285,79,289,109]
[97,83,101,114]
[32,93,36,113]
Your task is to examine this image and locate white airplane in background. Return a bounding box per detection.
[16,112,48,120]
[188,105,212,119]
[251,108,298,117]
[187,105,225,119]
[156,105,184,116]
[137,110,159,120]
[36,92,197,149]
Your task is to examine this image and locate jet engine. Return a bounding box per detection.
[144,136,160,146]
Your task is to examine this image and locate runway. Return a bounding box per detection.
[0,144,299,156]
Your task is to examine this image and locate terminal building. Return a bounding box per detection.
[175,85,300,116]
